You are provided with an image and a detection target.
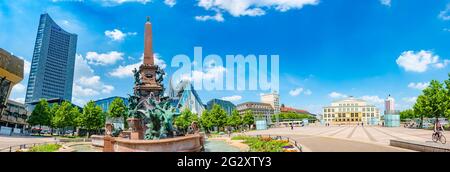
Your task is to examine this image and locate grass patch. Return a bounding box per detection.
[232,135,291,152]
[28,144,62,152]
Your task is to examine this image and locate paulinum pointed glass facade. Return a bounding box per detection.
[25,13,77,105]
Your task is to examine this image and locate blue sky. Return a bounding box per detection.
[2,0,450,114]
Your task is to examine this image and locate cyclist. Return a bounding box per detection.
[434,118,444,136]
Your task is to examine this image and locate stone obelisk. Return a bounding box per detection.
[135,17,163,100]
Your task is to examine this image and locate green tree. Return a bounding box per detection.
[209,104,228,131]
[227,110,242,130]
[108,98,127,118]
[27,99,50,135]
[174,109,198,133]
[413,80,448,128]
[48,103,60,135]
[444,74,450,118]
[79,101,105,137]
[70,106,81,136]
[107,98,128,128]
[52,101,73,135]
[399,109,416,121]
[242,110,255,130]
[200,110,213,133]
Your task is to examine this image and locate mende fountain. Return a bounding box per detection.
[100,17,205,152]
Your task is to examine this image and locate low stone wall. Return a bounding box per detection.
[90,135,104,147]
[58,138,91,143]
[108,134,204,152]
[390,139,450,152]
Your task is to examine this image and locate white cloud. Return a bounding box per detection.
[304,89,312,95]
[102,85,114,94]
[221,95,242,102]
[96,0,152,6]
[109,62,141,78]
[73,84,100,97]
[434,59,450,69]
[164,0,176,7]
[85,51,124,66]
[380,0,391,7]
[408,82,430,90]
[11,83,26,94]
[17,56,31,75]
[329,92,347,99]
[154,53,167,69]
[289,88,303,96]
[176,58,226,83]
[360,95,384,105]
[109,53,166,78]
[396,50,447,73]
[105,29,137,41]
[289,87,311,97]
[190,66,226,82]
[196,0,319,21]
[72,54,114,105]
[402,97,417,103]
[73,76,115,97]
[439,3,450,21]
[195,12,225,22]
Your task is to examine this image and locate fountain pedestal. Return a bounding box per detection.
[103,136,115,152]
[127,118,144,140]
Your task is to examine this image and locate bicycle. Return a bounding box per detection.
[432,131,446,144]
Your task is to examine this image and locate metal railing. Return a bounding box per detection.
[0,141,60,152]
[255,134,302,152]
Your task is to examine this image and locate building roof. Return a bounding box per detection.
[207,99,236,106]
[280,106,311,114]
[94,96,127,103]
[237,102,273,108]
[0,48,24,83]
[331,96,365,103]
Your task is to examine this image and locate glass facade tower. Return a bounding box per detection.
[25,14,77,105]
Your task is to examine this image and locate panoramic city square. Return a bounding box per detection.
[247,125,437,152]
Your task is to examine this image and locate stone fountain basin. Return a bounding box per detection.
[103,134,204,152]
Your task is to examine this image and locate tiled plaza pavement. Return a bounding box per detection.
[245,126,441,152]
[0,135,55,150]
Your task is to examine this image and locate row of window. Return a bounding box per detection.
[324,107,377,113]
[323,113,377,118]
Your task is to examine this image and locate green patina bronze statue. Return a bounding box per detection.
[127,67,180,140]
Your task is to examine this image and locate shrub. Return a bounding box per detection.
[28,144,62,152]
[231,135,291,152]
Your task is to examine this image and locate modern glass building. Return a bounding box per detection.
[0,48,24,133]
[384,110,401,127]
[25,13,77,108]
[94,96,128,112]
[206,99,236,116]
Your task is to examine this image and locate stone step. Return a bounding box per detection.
[390,139,450,152]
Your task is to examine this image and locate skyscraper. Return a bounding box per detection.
[385,94,395,113]
[25,13,77,106]
[261,91,280,114]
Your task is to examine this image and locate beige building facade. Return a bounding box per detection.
[323,97,380,125]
